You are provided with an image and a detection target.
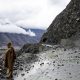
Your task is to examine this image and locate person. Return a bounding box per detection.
[4,42,16,79]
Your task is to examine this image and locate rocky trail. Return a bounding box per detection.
[0,45,80,80]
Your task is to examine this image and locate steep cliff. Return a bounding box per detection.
[40,0,80,45]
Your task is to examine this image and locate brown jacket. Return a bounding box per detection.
[4,47,16,69]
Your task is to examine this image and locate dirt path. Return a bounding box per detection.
[14,47,80,80]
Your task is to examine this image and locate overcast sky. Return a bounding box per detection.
[0,0,71,29]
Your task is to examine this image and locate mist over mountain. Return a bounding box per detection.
[0,18,45,47]
[0,18,36,36]
[0,29,45,47]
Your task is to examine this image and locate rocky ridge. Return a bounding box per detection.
[40,0,80,45]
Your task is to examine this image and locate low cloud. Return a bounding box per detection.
[27,29,36,36]
[0,19,36,36]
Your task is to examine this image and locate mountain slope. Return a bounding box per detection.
[40,0,80,45]
[0,29,45,47]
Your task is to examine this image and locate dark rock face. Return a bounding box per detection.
[40,0,80,44]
